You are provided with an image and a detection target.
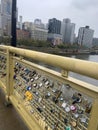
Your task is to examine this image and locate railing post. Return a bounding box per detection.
[6,48,14,103]
[88,99,98,130]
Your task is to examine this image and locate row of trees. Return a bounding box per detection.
[0,36,11,45]
[17,39,51,47]
[0,37,88,50]
[0,37,51,47]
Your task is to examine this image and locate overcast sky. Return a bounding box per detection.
[17,0,98,37]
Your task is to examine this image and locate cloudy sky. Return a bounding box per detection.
[17,0,98,37]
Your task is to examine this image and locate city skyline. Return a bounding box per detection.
[17,0,98,37]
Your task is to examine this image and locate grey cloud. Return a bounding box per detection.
[17,0,98,37]
[72,0,98,10]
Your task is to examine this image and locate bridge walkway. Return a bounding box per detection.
[0,88,28,130]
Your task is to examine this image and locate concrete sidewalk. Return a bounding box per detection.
[0,89,29,130]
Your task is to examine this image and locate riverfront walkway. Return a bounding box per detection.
[0,89,28,130]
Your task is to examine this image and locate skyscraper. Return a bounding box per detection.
[77,26,94,48]
[48,18,62,45]
[19,16,22,30]
[0,0,2,36]
[30,19,48,41]
[61,18,75,44]
[48,18,61,34]
[34,19,41,25]
[34,19,45,29]
[0,0,12,36]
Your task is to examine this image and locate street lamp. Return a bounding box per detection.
[11,0,17,47]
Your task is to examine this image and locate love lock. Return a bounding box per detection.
[64,118,68,124]
[25,91,33,101]
[65,126,71,130]
[71,121,77,127]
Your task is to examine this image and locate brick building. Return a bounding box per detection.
[17,29,30,39]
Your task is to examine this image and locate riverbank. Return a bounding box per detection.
[18,46,92,55]
[53,51,90,55]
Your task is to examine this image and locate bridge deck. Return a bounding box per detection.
[0,89,29,130]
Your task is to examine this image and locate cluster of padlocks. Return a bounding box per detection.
[0,55,6,85]
[13,61,93,130]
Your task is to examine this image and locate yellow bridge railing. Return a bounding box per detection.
[0,45,98,130]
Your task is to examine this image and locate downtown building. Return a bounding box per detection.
[61,18,75,44]
[77,26,94,48]
[17,29,30,40]
[48,18,62,45]
[48,18,61,34]
[0,1,1,36]
[92,38,98,47]
[30,19,48,41]
[16,18,48,41]
[17,16,23,30]
[0,0,12,36]
[22,22,33,31]
[16,16,31,40]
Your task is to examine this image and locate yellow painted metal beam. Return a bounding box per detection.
[1,45,98,80]
[6,49,14,96]
[0,80,6,94]
[88,99,98,130]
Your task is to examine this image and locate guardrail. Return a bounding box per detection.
[0,45,98,130]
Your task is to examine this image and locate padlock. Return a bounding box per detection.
[65,126,71,130]
[26,86,32,91]
[64,118,68,124]
[71,121,77,127]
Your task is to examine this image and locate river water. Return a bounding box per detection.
[38,54,98,86]
[69,55,98,86]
